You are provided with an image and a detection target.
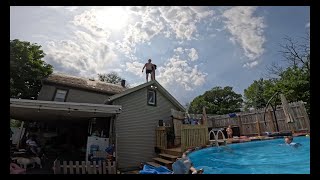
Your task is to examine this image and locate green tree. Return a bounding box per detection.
[262,78,281,106]
[98,72,130,88]
[244,78,281,109]
[244,78,267,109]
[10,39,53,99]
[189,86,243,115]
[263,34,310,114]
[276,66,310,112]
[188,96,210,114]
[245,67,309,114]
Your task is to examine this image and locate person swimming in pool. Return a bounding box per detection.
[284,136,302,148]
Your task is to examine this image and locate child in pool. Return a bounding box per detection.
[284,136,302,147]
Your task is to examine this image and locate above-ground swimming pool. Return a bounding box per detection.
[188,136,310,174]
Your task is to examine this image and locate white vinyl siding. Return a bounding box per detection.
[113,87,181,169]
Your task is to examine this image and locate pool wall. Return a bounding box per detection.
[183,133,308,157]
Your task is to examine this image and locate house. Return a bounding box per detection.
[10,73,125,163]
[105,80,185,170]
[10,73,185,171]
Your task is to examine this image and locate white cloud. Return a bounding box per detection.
[44,9,121,78]
[117,6,215,57]
[189,6,215,19]
[223,6,266,66]
[174,47,184,54]
[125,61,145,77]
[72,9,111,38]
[173,47,199,61]
[159,6,215,40]
[45,32,119,78]
[159,7,207,40]
[157,48,207,91]
[188,48,199,61]
[243,60,259,68]
[115,8,165,57]
[305,22,310,28]
[41,7,211,83]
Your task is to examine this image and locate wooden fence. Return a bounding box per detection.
[155,126,167,150]
[210,101,310,136]
[53,160,116,174]
[180,124,208,152]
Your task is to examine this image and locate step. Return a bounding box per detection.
[161,149,183,157]
[152,157,173,165]
[146,161,161,167]
[159,153,178,160]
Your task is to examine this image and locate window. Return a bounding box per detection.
[147,89,156,106]
[53,89,68,102]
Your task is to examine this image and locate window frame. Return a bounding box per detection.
[147,89,157,106]
[52,88,69,102]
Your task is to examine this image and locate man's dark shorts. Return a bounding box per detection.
[146,70,152,74]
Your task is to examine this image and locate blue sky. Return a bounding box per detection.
[10,6,310,105]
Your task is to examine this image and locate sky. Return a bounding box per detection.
[10,6,310,106]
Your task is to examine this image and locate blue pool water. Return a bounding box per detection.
[188,136,310,174]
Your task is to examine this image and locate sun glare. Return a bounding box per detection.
[96,7,129,31]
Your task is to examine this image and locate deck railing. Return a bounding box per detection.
[155,126,167,150]
[180,124,208,152]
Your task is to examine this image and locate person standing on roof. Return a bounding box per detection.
[142,59,156,82]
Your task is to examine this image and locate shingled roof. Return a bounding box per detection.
[42,73,127,95]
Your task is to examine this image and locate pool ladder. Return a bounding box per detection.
[209,129,227,146]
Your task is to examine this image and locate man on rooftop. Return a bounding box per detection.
[142,59,156,82]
